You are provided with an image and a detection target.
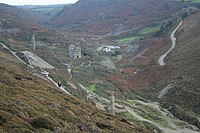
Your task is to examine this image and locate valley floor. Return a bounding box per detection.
[2,40,199,133]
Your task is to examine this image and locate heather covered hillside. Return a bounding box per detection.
[0,42,147,133]
[116,9,200,129]
[0,3,42,27]
[156,12,200,128]
[0,3,48,39]
[48,0,183,35]
[0,0,200,133]
[0,4,148,132]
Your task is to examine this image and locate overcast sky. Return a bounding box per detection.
[0,0,79,5]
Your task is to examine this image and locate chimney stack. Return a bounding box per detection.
[109,91,115,116]
[31,35,36,50]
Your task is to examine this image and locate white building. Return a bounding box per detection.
[102,46,120,52]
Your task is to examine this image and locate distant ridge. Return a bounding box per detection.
[48,0,182,35]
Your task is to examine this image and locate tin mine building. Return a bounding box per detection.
[69,44,81,59]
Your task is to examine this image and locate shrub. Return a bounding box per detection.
[0,115,6,125]
[29,117,55,131]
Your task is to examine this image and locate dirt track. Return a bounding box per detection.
[21,51,54,69]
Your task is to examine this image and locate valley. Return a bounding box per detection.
[0,0,200,132]
[1,40,199,133]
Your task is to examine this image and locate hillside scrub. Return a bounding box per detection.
[0,43,148,133]
[155,7,199,37]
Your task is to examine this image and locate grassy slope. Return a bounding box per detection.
[192,0,200,3]
[139,25,160,35]
[117,36,143,44]
[0,46,147,132]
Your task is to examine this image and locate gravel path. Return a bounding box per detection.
[0,42,70,95]
[79,83,199,132]
[129,100,199,133]
[158,84,174,98]
[0,42,29,66]
[21,51,54,69]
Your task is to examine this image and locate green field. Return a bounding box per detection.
[117,36,142,44]
[116,55,122,60]
[88,84,96,92]
[140,25,160,34]
[192,0,200,3]
[32,7,54,11]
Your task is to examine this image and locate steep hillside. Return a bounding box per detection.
[1,1,199,132]
[0,43,147,132]
[0,3,46,38]
[0,3,42,26]
[48,0,183,35]
[156,12,200,127]
[0,4,148,132]
[124,11,200,128]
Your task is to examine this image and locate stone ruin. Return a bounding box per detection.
[69,44,81,59]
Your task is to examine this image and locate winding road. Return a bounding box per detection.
[159,21,183,66]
